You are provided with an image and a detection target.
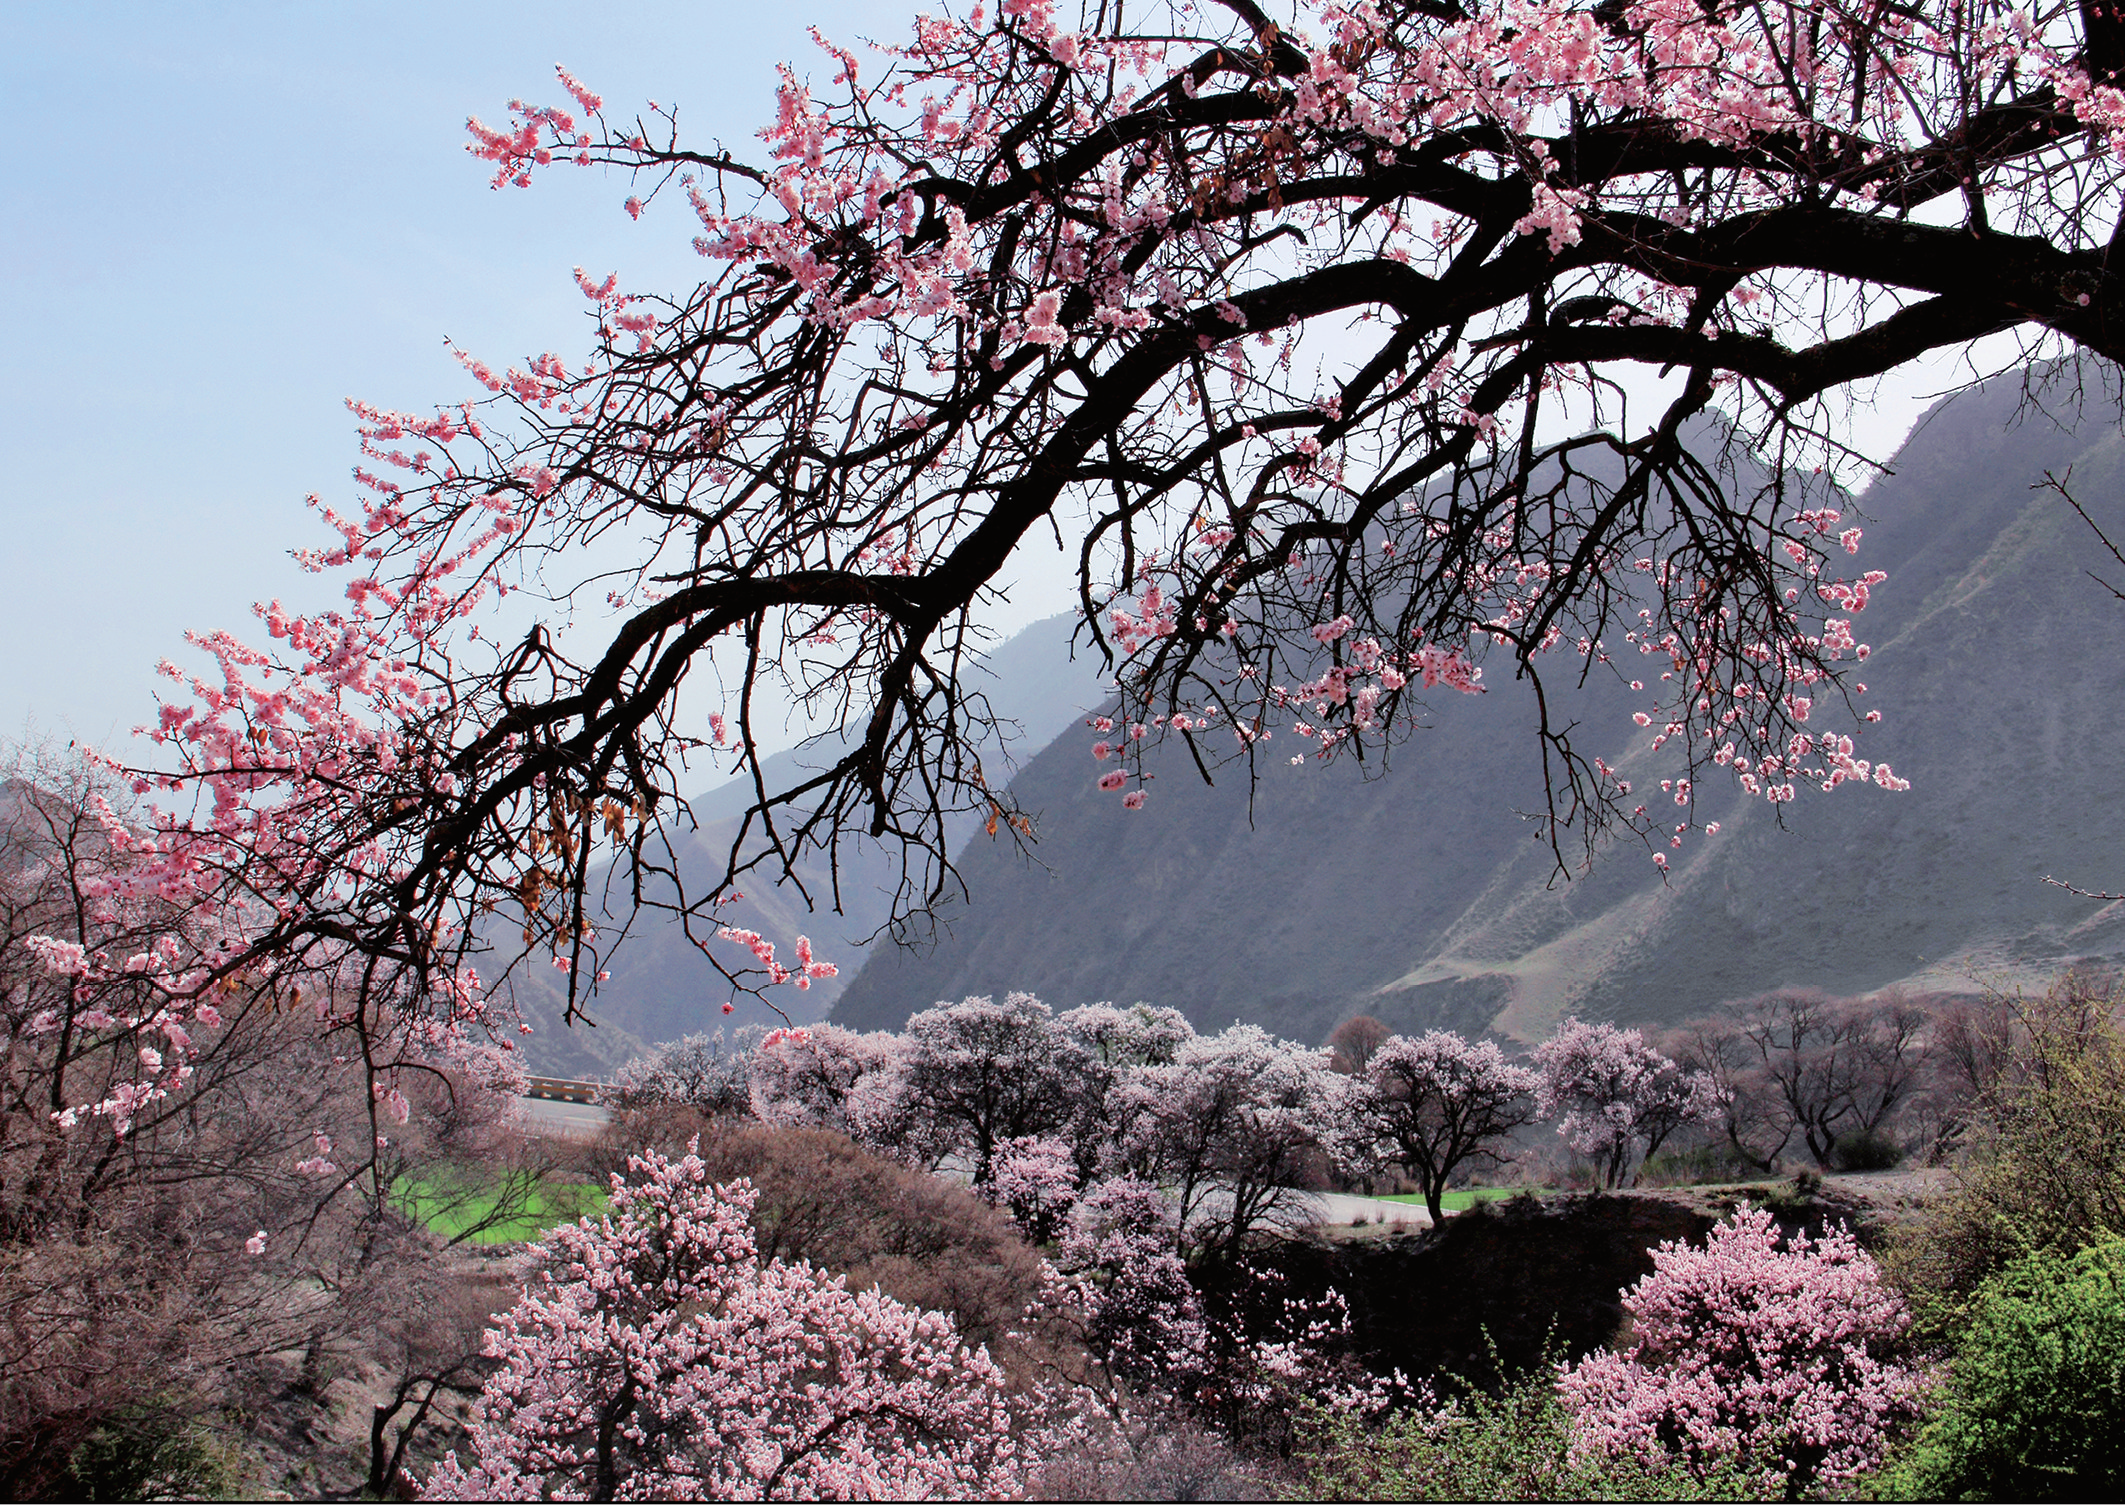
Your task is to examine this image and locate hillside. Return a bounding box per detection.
[833,373,2125,1044]
[509,612,1110,1076]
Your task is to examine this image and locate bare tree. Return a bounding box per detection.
[1670,1016,1795,1174]
[1706,988,1937,1169]
[1327,1016,1393,1078]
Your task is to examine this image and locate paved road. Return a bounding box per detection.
[514,1094,610,1138]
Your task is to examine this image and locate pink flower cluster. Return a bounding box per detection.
[1560,1206,1921,1488]
[427,1142,1022,1498]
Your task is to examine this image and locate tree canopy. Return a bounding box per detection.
[120,0,2125,1044]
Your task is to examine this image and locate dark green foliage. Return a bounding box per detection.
[1877,1239,2125,1502]
[1830,1130,1904,1173]
[60,1405,228,1502]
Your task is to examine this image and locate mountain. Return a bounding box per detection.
[510,612,1111,1077]
[832,372,2125,1045]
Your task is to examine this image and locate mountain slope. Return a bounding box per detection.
[833,374,2125,1043]
[510,612,1110,1076]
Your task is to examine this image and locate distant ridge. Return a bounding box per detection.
[509,611,1110,1077]
[832,373,2125,1044]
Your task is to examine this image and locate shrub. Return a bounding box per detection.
[1559,1206,1921,1493]
[1297,1352,1778,1502]
[57,1404,230,1503]
[1638,1142,1780,1188]
[1886,976,2125,1332]
[590,1113,1045,1349]
[1877,1238,2125,1501]
[1830,1128,1905,1172]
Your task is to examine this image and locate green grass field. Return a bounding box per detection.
[395,1172,608,1245]
[1377,1187,1529,1212]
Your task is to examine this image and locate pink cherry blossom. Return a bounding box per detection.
[1559,1206,1921,1490]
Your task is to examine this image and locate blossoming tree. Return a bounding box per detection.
[425,1144,1022,1500]
[1559,1205,1921,1490]
[1111,1023,1351,1261]
[872,992,1088,1183]
[1534,1016,1723,1186]
[1358,1029,1539,1219]
[101,0,2125,1060]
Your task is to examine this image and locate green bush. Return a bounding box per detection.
[1295,1349,1779,1502]
[1876,1238,2125,1502]
[1829,1129,1904,1173]
[1886,978,2125,1335]
[61,1405,230,1502]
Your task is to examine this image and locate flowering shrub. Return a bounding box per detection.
[1298,1355,1779,1503]
[1559,1206,1920,1491]
[426,1143,1021,1499]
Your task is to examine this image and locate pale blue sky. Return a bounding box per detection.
[0,0,978,750]
[2,1,1968,753]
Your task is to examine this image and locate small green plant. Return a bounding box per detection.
[1295,1339,1780,1502]
[61,1405,230,1502]
[1830,1129,1904,1172]
[1873,1237,2125,1502]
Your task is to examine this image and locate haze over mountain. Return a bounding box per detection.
[832,372,2125,1047]
[512,612,1109,1076]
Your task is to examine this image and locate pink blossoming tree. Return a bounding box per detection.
[1535,1016,1724,1187]
[746,1023,896,1136]
[1111,1024,1351,1263]
[1056,1175,1210,1391]
[1558,1205,1922,1491]
[425,1143,1023,1500]
[118,0,2125,1059]
[871,992,1087,1184]
[1359,1030,1540,1220]
[989,1132,1082,1244]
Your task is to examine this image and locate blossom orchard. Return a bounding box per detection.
[719,998,1724,1235]
[107,0,2125,1097]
